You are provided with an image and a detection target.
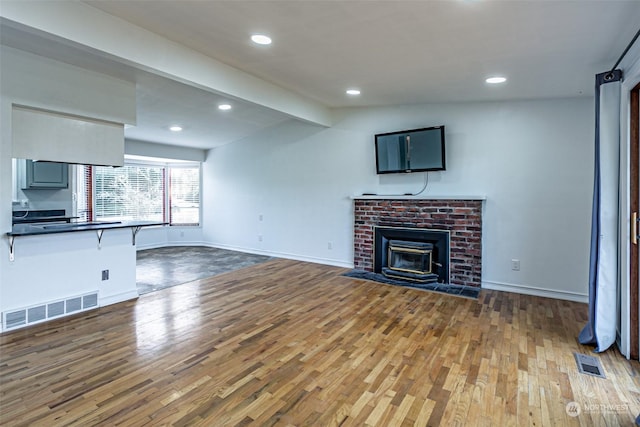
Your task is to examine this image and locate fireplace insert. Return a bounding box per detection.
[382,240,438,283]
[374,226,450,284]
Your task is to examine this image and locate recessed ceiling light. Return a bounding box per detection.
[169,125,183,132]
[218,104,232,111]
[346,89,361,96]
[486,76,507,84]
[251,34,272,45]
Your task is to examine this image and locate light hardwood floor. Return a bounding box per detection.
[1,259,639,426]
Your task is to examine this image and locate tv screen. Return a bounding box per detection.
[375,125,446,174]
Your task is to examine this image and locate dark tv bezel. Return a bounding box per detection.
[374,125,446,174]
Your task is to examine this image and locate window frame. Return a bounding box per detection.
[79,158,201,227]
[167,162,202,227]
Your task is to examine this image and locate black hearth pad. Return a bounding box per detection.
[342,270,479,299]
[381,267,438,283]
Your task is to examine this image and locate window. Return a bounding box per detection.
[169,167,200,225]
[94,164,165,222]
[77,160,200,226]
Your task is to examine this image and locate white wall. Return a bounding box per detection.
[203,120,352,267]
[135,226,205,250]
[203,97,594,301]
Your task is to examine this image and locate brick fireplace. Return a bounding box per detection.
[353,197,483,287]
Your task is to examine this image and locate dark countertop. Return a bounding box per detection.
[7,221,166,237]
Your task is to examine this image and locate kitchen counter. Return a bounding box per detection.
[8,220,165,237]
[6,221,166,262]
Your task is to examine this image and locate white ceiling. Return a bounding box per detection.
[2,1,640,149]
[128,73,291,148]
[83,0,640,105]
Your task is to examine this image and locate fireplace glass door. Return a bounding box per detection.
[382,240,438,283]
[388,241,432,275]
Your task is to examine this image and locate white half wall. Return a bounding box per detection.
[2,229,137,324]
[203,97,594,301]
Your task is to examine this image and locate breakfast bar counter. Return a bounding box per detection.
[6,221,166,261]
[8,220,165,237]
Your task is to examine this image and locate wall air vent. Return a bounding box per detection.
[2,292,99,331]
[5,310,26,329]
[83,294,98,309]
[27,305,46,323]
[66,297,82,313]
[48,301,65,317]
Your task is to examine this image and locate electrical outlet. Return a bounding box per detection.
[511,259,520,271]
[258,234,263,242]
[328,242,333,250]
[102,270,109,281]
[259,214,263,221]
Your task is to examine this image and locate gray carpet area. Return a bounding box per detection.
[136,246,272,294]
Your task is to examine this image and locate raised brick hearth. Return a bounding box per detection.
[354,198,483,287]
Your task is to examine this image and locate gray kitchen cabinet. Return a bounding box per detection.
[23,160,69,189]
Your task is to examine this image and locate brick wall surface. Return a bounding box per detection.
[354,199,483,287]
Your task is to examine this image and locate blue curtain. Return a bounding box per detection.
[579,70,622,352]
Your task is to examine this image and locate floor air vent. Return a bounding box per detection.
[2,291,99,331]
[574,352,606,378]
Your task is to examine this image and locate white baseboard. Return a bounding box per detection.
[99,290,139,307]
[133,243,588,304]
[136,241,207,251]
[203,242,354,269]
[482,280,588,303]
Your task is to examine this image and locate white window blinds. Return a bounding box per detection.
[94,165,165,222]
[80,161,200,225]
[169,167,200,225]
[76,165,92,222]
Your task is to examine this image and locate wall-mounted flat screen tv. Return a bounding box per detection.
[375,125,446,174]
